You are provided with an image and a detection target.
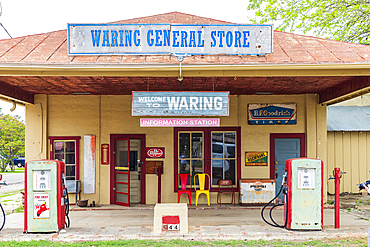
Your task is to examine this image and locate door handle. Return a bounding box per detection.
[275,173,278,179]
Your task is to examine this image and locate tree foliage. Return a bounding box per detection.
[247,0,370,45]
[0,109,25,172]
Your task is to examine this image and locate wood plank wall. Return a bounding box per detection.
[327,131,370,194]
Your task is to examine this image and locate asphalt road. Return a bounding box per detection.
[0,172,24,185]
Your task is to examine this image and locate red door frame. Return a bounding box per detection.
[110,134,146,205]
[174,127,241,193]
[269,133,306,179]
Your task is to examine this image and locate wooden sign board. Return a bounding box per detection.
[146,161,163,174]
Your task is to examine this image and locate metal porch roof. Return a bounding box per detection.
[327,106,370,131]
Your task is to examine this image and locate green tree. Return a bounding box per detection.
[247,0,370,45]
[0,109,25,172]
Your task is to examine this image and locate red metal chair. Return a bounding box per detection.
[176,173,192,205]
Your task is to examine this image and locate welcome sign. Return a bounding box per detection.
[68,24,273,55]
[132,91,229,116]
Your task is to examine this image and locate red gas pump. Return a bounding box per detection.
[24,160,69,233]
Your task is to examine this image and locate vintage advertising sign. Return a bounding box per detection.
[239,179,275,204]
[248,103,297,125]
[132,91,229,116]
[84,135,96,194]
[146,147,165,158]
[101,144,109,165]
[245,152,268,166]
[33,193,50,218]
[140,118,220,127]
[68,24,273,56]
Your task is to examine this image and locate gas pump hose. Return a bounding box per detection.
[65,188,70,228]
[0,204,5,231]
[260,184,288,228]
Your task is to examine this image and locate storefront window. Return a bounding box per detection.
[178,132,204,182]
[211,132,236,185]
[176,128,239,190]
[49,136,80,180]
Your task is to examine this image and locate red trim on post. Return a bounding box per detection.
[24,162,28,233]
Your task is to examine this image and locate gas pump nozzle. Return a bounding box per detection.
[281,172,287,186]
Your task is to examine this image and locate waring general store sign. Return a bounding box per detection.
[68,24,273,55]
[132,91,229,116]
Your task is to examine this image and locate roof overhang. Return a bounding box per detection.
[0,63,369,77]
[1,62,370,106]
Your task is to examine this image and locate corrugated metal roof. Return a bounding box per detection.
[1,11,370,65]
[327,106,370,131]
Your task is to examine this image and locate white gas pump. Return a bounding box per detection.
[285,158,323,230]
[24,160,70,233]
[261,158,323,231]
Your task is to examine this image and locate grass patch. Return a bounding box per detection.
[0,168,24,174]
[327,200,334,205]
[0,192,17,198]
[0,238,365,246]
[11,205,23,214]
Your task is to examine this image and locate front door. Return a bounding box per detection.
[274,138,300,202]
[115,139,130,206]
[112,135,144,206]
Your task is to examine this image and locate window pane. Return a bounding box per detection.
[224,133,236,158]
[212,143,223,159]
[179,133,190,158]
[191,160,203,177]
[225,159,236,184]
[65,141,75,152]
[179,160,190,174]
[212,160,223,185]
[116,183,129,193]
[116,140,129,169]
[116,173,128,182]
[212,132,223,159]
[65,153,75,164]
[116,193,129,203]
[54,153,64,161]
[191,133,203,158]
[54,142,64,152]
[65,165,75,179]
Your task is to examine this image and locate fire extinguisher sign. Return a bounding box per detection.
[33,193,50,218]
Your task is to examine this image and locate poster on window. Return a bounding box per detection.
[33,193,50,218]
[84,135,96,194]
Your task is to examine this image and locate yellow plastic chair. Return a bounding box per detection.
[194,173,210,206]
